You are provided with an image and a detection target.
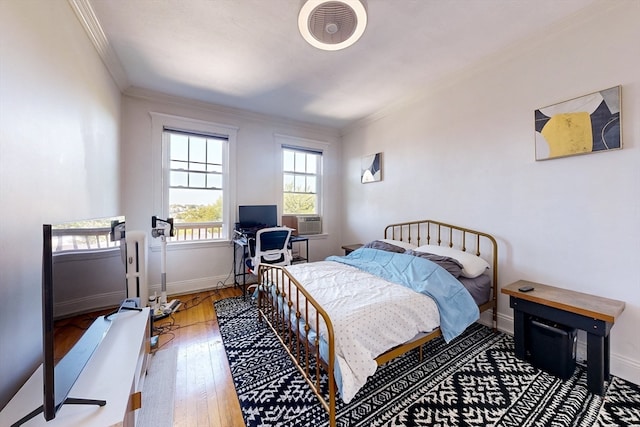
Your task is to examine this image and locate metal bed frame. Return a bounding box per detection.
[256,219,498,427]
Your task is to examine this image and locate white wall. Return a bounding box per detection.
[341,1,640,384]
[120,90,342,297]
[0,1,122,409]
[53,250,127,318]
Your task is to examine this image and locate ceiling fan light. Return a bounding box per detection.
[298,0,367,51]
[325,22,339,35]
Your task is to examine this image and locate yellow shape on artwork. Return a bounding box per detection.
[541,112,593,158]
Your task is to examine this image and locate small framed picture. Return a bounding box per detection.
[361,152,382,183]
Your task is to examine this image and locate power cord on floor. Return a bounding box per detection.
[151,288,229,351]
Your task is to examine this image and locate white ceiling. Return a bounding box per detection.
[88,0,596,129]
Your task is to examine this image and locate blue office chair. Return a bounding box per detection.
[246,227,293,274]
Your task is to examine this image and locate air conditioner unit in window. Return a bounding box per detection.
[282,215,322,235]
[297,215,322,235]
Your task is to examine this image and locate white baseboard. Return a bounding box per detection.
[148,274,236,298]
[55,290,124,318]
[482,311,640,386]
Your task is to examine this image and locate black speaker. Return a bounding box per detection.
[529,318,577,380]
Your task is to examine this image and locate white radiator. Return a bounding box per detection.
[125,230,148,306]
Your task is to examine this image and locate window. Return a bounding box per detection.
[165,130,225,240]
[152,113,237,243]
[282,145,322,215]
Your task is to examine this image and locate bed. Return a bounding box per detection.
[255,219,498,427]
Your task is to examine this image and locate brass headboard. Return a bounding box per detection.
[384,219,498,326]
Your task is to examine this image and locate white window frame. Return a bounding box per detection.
[275,134,328,217]
[151,112,237,246]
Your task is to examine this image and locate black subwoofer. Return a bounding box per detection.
[529,318,577,380]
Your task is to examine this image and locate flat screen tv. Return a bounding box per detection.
[13,217,126,426]
[238,204,278,229]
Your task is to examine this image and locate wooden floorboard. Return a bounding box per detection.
[55,287,246,427]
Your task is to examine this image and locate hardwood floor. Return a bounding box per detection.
[54,287,246,427]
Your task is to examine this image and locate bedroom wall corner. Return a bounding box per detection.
[340,0,640,386]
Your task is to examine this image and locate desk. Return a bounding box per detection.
[501,280,625,395]
[290,235,309,263]
[232,235,309,297]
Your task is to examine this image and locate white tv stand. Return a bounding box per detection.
[0,308,151,427]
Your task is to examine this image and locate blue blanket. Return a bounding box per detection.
[326,248,479,342]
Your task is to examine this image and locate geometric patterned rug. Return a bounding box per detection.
[215,297,640,427]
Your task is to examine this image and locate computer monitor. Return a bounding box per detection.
[238,205,278,229]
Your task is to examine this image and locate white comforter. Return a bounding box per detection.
[284,261,440,403]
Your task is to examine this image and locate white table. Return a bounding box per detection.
[0,308,150,427]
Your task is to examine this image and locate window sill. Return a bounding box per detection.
[150,239,232,252]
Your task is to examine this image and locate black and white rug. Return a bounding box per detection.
[215,297,640,427]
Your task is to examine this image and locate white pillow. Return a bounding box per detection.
[380,239,417,251]
[415,244,489,278]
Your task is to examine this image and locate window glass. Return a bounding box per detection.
[165,130,228,241]
[282,147,322,215]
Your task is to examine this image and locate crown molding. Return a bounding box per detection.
[68,0,129,90]
[124,86,341,138]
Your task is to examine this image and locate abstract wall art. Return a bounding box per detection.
[361,152,382,183]
[534,86,621,161]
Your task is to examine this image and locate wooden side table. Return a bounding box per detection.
[341,243,363,255]
[502,280,625,395]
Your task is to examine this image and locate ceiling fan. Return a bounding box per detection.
[298,0,368,51]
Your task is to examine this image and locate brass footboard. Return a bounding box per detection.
[256,264,337,427]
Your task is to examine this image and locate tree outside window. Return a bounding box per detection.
[283,147,321,215]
